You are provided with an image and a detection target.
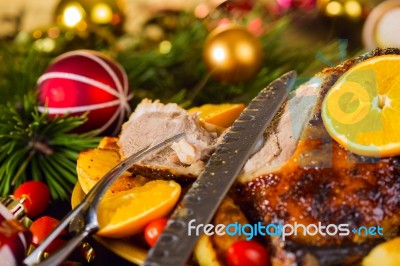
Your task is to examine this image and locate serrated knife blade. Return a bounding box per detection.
[143,71,297,266]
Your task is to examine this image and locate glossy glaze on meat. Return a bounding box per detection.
[234,49,400,252]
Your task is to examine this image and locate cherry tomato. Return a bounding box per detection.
[14,181,50,218]
[30,216,66,253]
[226,240,270,266]
[144,218,168,247]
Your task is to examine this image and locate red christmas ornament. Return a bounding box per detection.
[38,50,132,135]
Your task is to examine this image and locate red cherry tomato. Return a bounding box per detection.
[14,181,50,218]
[226,240,270,266]
[144,218,168,247]
[30,216,66,253]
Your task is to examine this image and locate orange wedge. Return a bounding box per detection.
[97,180,181,238]
[322,54,400,157]
[188,103,245,129]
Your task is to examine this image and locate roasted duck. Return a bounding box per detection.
[234,48,400,265]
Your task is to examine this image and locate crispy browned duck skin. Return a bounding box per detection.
[128,164,196,184]
[234,48,400,265]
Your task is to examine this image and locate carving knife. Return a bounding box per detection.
[143,71,297,266]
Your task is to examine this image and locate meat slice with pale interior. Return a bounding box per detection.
[118,99,218,180]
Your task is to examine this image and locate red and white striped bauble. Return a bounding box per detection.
[38,50,132,135]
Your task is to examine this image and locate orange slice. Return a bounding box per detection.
[322,54,400,157]
[188,103,245,130]
[97,180,181,238]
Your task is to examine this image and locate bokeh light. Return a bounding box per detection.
[62,4,85,27]
[91,3,113,24]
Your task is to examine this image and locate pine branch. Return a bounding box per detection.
[0,45,51,104]
[0,96,100,200]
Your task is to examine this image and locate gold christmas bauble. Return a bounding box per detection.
[54,0,125,35]
[203,25,263,83]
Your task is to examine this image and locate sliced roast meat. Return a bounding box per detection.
[118,99,218,181]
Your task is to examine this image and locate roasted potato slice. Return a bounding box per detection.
[212,197,250,261]
[194,197,250,266]
[194,235,222,266]
[362,237,400,266]
[76,148,147,195]
[98,136,119,150]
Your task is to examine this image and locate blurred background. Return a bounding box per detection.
[1,0,399,108]
[0,0,212,36]
[0,2,400,264]
[0,0,397,51]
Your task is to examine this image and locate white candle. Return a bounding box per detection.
[375,8,400,48]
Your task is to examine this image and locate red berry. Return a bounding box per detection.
[226,240,270,266]
[14,181,51,218]
[144,218,168,247]
[30,216,66,253]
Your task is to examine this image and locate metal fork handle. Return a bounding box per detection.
[24,133,185,265]
[23,203,88,265]
[34,223,93,266]
[37,203,100,266]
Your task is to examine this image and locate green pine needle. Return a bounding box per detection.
[0,96,100,200]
